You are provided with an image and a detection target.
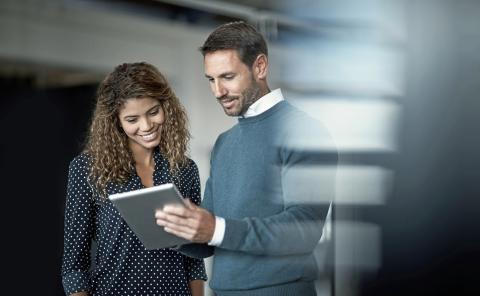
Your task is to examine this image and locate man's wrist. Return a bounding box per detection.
[208,216,225,246]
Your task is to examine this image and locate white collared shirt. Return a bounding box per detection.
[208,89,284,246]
[242,88,284,118]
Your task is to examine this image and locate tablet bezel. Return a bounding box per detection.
[108,183,189,249]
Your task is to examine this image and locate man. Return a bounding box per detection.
[156,21,337,296]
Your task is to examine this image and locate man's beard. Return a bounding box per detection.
[239,81,261,116]
[217,76,261,117]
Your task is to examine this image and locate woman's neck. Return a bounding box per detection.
[130,143,155,169]
[130,144,156,188]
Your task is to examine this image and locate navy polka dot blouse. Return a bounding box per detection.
[61,150,207,295]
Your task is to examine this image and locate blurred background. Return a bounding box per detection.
[1,0,479,295]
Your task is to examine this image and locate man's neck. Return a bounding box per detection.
[242,88,284,118]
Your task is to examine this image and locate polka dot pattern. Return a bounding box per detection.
[61,150,207,295]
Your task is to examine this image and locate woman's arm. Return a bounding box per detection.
[70,292,88,296]
[61,156,95,295]
[189,280,204,296]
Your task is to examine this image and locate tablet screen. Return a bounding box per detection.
[109,183,189,249]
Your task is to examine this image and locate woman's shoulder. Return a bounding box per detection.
[173,157,199,184]
[69,153,92,171]
[183,157,199,173]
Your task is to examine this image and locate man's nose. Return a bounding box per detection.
[213,81,227,98]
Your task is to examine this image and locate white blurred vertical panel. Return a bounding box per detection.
[335,165,393,205]
[334,221,381,269]
[291,98,401,152]
[283,165,392,205]
[333,223,381,296]
[277,42,405,97]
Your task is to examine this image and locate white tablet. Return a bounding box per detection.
[108,183,189,249]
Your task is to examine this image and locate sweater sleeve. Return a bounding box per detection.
[219,188,332,255]
[219,121,337,256]
[61,155,96,295]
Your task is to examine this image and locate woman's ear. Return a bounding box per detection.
[253,54,268,80]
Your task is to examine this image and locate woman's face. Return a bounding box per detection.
[118,97,165,153]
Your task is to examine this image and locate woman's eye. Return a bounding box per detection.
[126,118,137,123]
[149,110,159,116]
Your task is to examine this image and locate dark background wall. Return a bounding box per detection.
[358,1,480,295]
[0,80,96,295]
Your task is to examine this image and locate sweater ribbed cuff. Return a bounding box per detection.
[219,218,248,250]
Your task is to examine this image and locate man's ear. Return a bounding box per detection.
[253,54,268,80]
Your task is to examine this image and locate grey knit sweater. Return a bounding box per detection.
[180,101,337,296]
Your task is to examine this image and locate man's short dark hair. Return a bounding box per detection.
[199,21,268,68]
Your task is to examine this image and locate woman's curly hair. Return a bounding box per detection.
[84,62,190,196]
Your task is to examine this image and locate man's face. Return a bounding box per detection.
[204,49,260,117]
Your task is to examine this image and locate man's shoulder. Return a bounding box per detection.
[280,100,314,122]
[214,123,241,144]
[275,101,322,131]
[280,101,337,152]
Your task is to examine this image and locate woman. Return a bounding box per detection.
[61,62,206,296]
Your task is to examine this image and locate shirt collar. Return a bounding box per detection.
[242,88,284,118]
